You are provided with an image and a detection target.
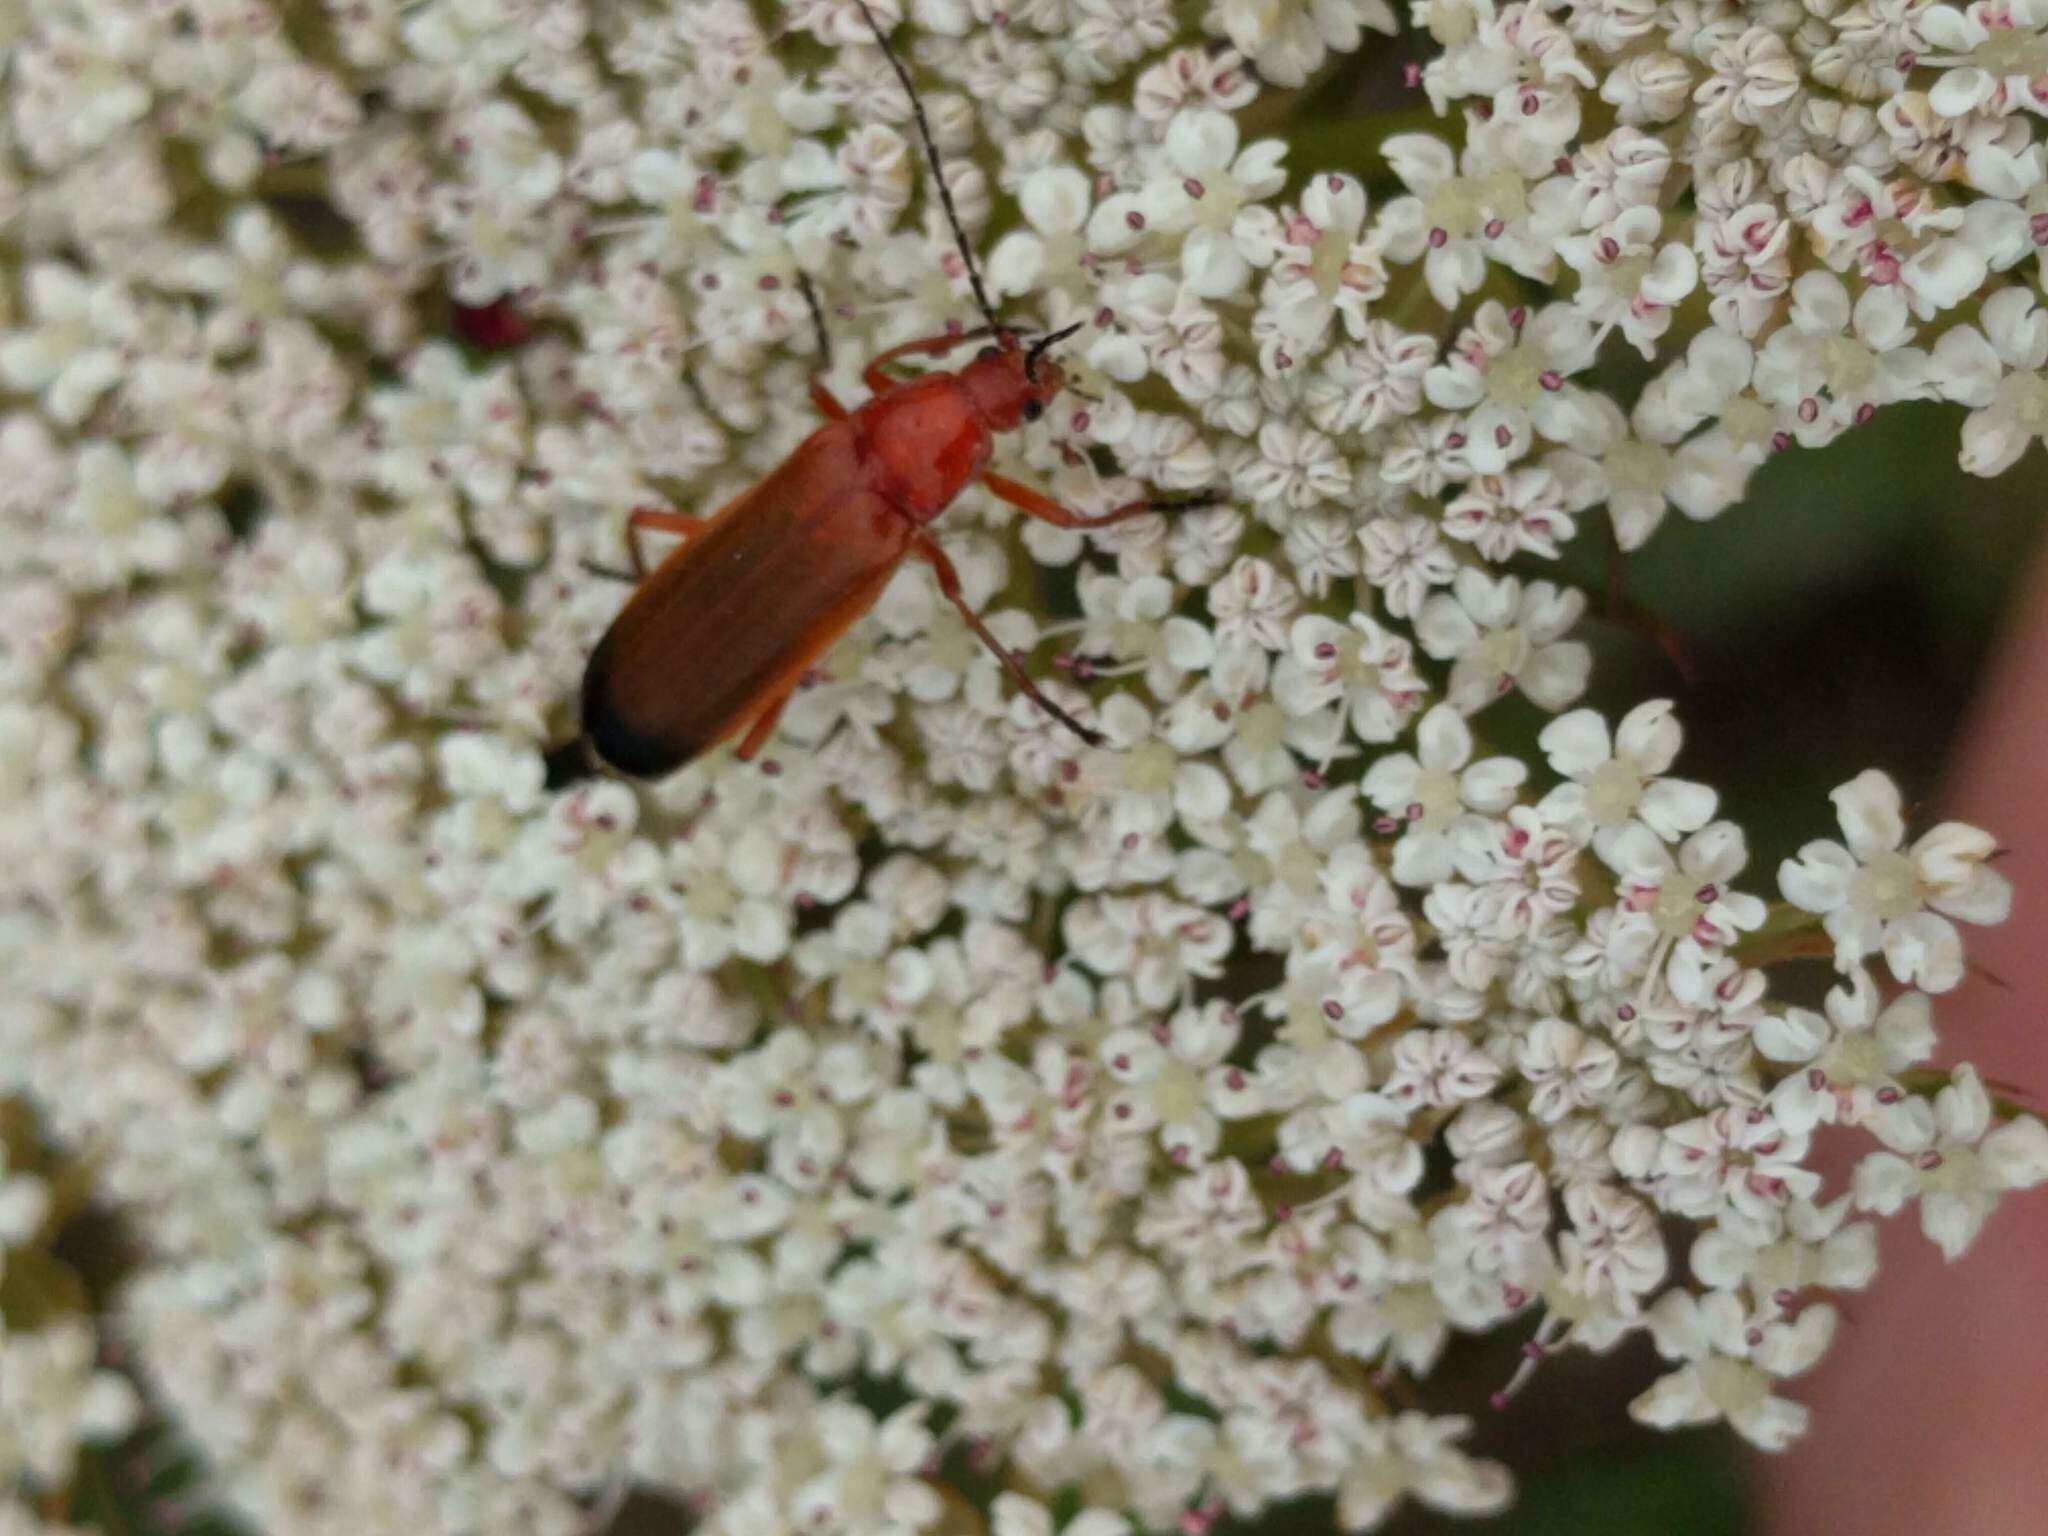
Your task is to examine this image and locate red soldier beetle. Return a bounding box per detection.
[544,1,1211,789]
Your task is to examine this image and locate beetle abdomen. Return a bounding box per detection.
[581,630,709,778]
[574,422,914,780]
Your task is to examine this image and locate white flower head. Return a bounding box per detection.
[0,0,2042,1527]
[1537,700,1716,846]
[1416,569,1591,713]
[1854,1066,2048,1259]
[1780,769,2011,992]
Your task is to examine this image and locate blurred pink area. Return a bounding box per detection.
[1760,544,2048,1535]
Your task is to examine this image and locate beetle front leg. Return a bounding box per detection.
[982,471,1218,530]
[862,326,997,397]
[910,532,1103,748]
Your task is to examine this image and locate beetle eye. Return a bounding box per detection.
[977,344,1000,361]
[1021,399,1043,422]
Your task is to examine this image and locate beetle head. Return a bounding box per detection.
[959,324,1083,431]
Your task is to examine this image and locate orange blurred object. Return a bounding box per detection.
[1760,542,2048,1536]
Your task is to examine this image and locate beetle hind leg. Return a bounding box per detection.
[583,505,710,585]
[910,532,1103,749]
[735,690,794,762]
[624,505,708,577]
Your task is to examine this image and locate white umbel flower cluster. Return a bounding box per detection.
[2,0,2047,1533]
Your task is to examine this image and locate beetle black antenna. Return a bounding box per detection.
[1024,321,1085,381]
[850,0,1002,333]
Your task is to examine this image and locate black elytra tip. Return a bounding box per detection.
[583,704,703,782]
[1150,489,1224,513]
[543,737,598,791]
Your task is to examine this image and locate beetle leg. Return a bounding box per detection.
[982,471,1219,529]
[796,270,833,372]
[909,532,1103,748]
[810,377,849,420]
[735,690,793,762]
[625,505,706,577]
[862,326,999,397]
[582,498,728,584]
[791,273,848,419]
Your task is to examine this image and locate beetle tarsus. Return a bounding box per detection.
[796,271,833,371]
[1031,694,1104,749]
